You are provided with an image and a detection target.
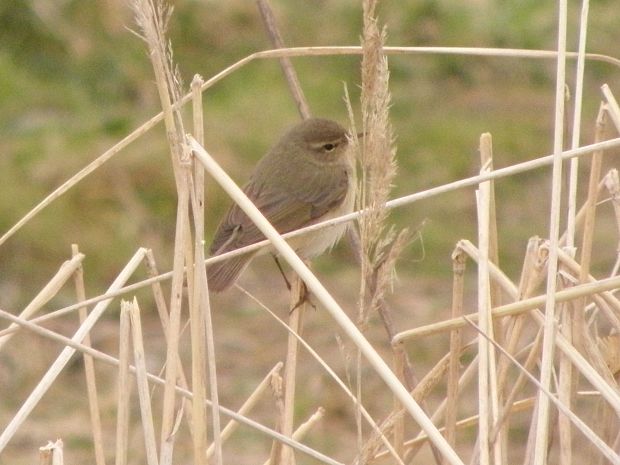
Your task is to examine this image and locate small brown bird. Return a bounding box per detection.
[207,118,357,292]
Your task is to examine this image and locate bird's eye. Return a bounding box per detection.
[323,143,337,152]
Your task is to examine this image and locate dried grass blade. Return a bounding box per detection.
[188,74,211,465]
[236,285,406,465]
[601,85,620,132]
[256,0,310,119]
[565,0,591,250]
[0,252,84,351]
[475,163,494,465]
[39,439,64,465]
[115,300,132,465]
[465,317,620,465]
[0,248,147,453]
[191,138,463,464]
[0,306,342,465]
[533,0,569,460]
[72,244,106,465]
[278,276,307,465]
[207,362,284,459]
[127,298,160,465]
[446,246,466,447]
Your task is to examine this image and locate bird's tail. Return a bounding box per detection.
[207,253,254,292]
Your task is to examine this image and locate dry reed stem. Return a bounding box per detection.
[144,249,193,402]
[455,242,620,407]
[480,141,505,463]
[452,244,620,411]
[491,330,544,443]
[130,1,191,460]
[374,399,535,461]
[496,238,547,398]
[279,276,306,465]
[4,7,620,460]
[197,134,620,275]
[3,134,617,340]
[475,162,496,465]
[269,371,285,465]
[370,337,474,462]
[235,285,406,465]
[127,298,159,465]
[255,0,310,119]
[391,350,405,459]
[0,247,147,453]
[159,179,189,464]
[405,348,479,461]
[0,307,340,465]
[188,74,210,465]
[143,250,194,430]
[480,133,503,313]
[363,349,458,464]
[115,301,132,465]
[3,44,620,250]
[291,407,324,441]
[207,362,284,459]
[446,246,466,447]
[0,306,121,363]
[603,170,620,275]
[402,355,518,463]
[533,0,569,461]
[191,138,465,464]
[561,177,610,247]
[492,239,547,447]
[565,0,591,251]
[0,252,84,351]
[602,85,620,132]
[558,291,574,465]
[39,439,64,465]
[392,273,620,342]
[574,104,608,347]
[264,408,325,465]
[465,317,620,465]
[71,244,106,465]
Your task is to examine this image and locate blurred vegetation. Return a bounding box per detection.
[1,0,620,462]
[1,0,620,306]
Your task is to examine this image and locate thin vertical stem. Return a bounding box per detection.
[160,176,190,464]
[115,301,132,465]
[280,276,306,465]
[392,351,405,458]
[565,0,590,249]
[446,246,466,447]
[127,298,159,465]
[72,244,106,465]
[601,85,620,132]
[476,163,492,465]
[255,0,311,119]
[189,74,209,465]
[533,1,568,463]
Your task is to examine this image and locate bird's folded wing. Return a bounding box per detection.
[209,166,349,255]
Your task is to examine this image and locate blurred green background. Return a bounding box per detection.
[1,0,619,304]
[1,0,620,463]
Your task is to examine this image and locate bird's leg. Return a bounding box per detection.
[272,255,317,311]
[290,279,317,312]
[272,254,292,291]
